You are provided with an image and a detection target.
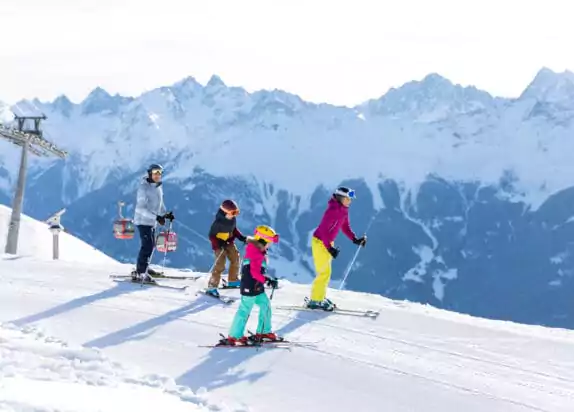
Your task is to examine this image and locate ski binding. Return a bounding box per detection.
[196,288,237,304]
[275,297,379,318]
[111,277,188,291]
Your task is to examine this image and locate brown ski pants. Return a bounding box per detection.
[208,243,240,288]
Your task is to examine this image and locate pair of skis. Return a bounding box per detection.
[109,273,199,291]
[199,332,318,350]
[200,341,293,350]
[109,273,240,303]
[274,297,379,319]
[194,278,241,304]
[196,288,237,304]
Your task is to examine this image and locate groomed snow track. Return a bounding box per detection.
[1,256,573,412]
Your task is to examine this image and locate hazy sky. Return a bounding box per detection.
[1,0,573,106]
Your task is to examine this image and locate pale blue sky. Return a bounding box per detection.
[1,0,573,106]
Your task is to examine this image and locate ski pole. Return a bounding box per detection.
[144,218,162,274]
[338,243,363,291]
[145,225,158,275]
[208,249,225,273]
[161,219,174,272]
[176,220,211,244]
[338,212,379,291]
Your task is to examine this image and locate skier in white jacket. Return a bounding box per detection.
[132,163,174,282]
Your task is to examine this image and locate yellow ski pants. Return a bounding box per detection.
[310,236,333,302]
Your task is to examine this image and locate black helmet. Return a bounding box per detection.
[147,163,163,174]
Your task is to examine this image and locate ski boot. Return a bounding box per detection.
[217,335,248,346]
[131,271,156,284]
[142,273,157,284]
[205,288,220,298]
[305,297,335,312]
[248,331,284,343]
[130,270,139,281]
[147,267,163,277]
[222,279,240,289]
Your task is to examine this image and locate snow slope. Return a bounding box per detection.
[0,204,117,264]
[1,256,573,411]
[0,323,225,412]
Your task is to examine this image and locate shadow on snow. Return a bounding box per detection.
[176,304,329,391]
[10,282,139,327]
[84,297,219,349]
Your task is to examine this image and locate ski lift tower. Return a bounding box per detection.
[0,114,67,254]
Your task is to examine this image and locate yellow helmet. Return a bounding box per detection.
[254,225,279,244]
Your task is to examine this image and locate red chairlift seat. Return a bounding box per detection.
[113,201,135,240]
[114,219,135,239]
[156,230,177,252]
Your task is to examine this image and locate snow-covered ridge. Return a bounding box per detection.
[0,204,117,265]
[1,67,573,212]
[0,101,14,124]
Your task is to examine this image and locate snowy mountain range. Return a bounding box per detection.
[1,67,574,329]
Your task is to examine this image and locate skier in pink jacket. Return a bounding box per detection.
[218,225,282,346]
[308,186,367,311]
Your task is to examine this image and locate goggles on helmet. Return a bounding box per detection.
[334,187,355,199]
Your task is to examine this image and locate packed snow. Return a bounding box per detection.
[0,212,573,411]
[0,323,226,412]
[0,204,117,264]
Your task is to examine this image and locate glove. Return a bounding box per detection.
[328,246,340,259]
[353,236,367,247]
[254,281,265,293]
[164,211,175,221]
[265,276,279,289]
[237,234,247,243]
[156,215,166,226]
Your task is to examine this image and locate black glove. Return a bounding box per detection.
[254,281,265,293]
[328,246,340,259]
[353,236,367,247]
[156,215,166,226]
[265,276,279,289]
[164,211,175,221]
[237,234,247,243]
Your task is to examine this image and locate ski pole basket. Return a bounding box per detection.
[156,231,177,252]
[113,201,135,240]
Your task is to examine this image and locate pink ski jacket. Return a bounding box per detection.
[244,240,268,284]
[313,197,356,249]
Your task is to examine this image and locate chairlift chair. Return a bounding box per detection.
[156,218,177,252]
[113,201,135,240]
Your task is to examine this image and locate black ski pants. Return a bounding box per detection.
[136,225,155,274]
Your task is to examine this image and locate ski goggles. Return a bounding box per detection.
[150,169,162,175]
[335,188,356,199]
[221,207,240,216]
[255,230,279,244]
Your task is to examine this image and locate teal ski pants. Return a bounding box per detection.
[229,293,272,338]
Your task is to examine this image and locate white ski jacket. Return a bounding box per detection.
[134,177,166,226]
